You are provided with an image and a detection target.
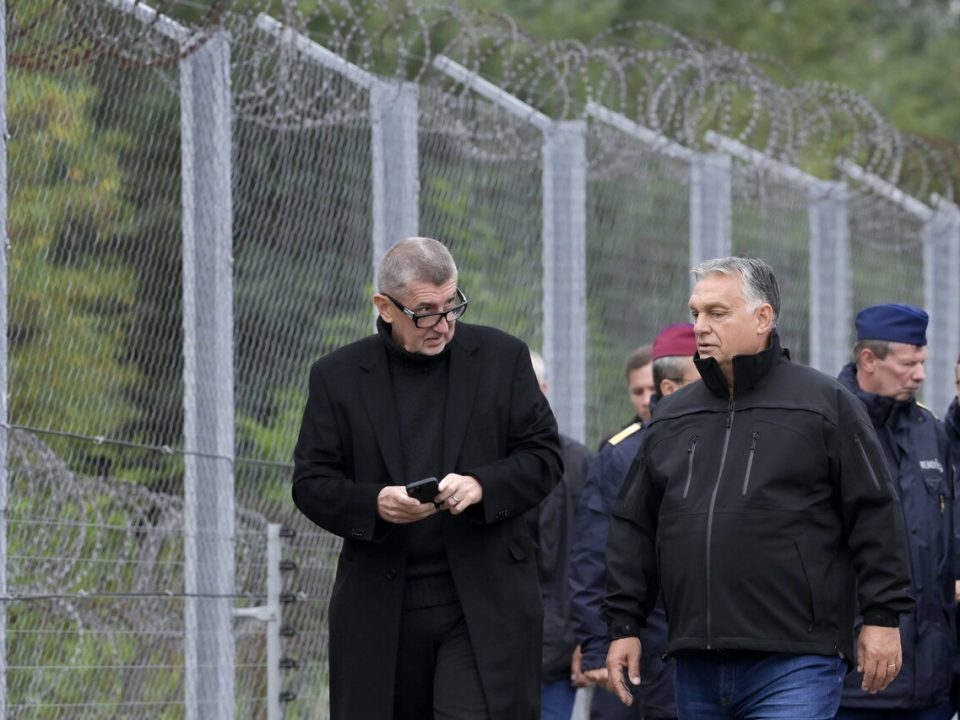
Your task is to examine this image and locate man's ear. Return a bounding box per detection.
[373,294,393,323]
[659,378,676,397]
[756,303,774,334]
[858,347,877,374]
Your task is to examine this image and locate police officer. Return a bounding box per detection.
[570,324,698,720]
[836,303,958,720]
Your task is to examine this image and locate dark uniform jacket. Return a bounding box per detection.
[839,363,957,710]
[571,421,676,719]
[606,332,914,662]
[528,434,591,684]
[292,322,563,720]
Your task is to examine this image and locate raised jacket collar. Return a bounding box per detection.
[693,330,787,399]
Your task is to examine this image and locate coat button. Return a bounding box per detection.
[386,569,397,581]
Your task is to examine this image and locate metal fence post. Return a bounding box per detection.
[180,30,236,720]
[807,181,851,375]
[371,82,420,276]
[689,152,732,271]
[542,120,588,442]
[923,199,960,415]
[0,0,8,714]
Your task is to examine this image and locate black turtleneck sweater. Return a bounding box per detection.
[378,318,458,608]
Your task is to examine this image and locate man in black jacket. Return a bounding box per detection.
[527,350,592,719]
[292,237,563,720]
[605,257,914,719]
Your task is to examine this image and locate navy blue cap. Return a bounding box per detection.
[855,303,928,346]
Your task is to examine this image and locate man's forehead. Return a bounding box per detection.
[885,341,928,359]
[689,274,744,306]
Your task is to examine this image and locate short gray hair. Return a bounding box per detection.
[853,339,892,364]
[377,237,457,297]
[652,356,691,392]
[692,256,780,324]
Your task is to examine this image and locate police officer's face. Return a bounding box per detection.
[865,342,927,401]
[689,272,773,380]
[377,278,459,356]
[628,364,655,421]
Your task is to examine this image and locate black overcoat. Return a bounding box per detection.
[292,322,564,720]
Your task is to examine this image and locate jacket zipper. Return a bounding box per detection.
[741,432,759,496]
[682,436,699,498]
[706,399,735,648]
[854,434,881,490]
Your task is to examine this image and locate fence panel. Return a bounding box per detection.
[731,164,813,365]
[585,122,691,446]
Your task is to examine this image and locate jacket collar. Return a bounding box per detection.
[837,362,913,428]
[357,322,481,481]
[694,330,786,398]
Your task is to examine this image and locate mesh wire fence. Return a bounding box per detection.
[4,1,960,718]
[731,164,813,365]
[585,122,691,443]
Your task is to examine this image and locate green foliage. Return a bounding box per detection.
[7,69,141,464]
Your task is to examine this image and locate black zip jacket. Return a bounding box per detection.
[605,332,914,661]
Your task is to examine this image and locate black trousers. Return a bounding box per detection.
[393,601,489,720]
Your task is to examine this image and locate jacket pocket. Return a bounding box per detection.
[508,534,536,563]
[742,432,759,496]
[682,436,699,499]
[794,540,818,630]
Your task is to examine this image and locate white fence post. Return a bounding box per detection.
[923,198,960,415]
[542,120,588,443]
[180,29,236,720]
[689,152,732,271]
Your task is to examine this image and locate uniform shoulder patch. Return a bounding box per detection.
[608,422,642,447]
[916,401,940,420]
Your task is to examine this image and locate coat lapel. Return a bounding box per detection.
[358,341,406,486]
[442,326,481,471]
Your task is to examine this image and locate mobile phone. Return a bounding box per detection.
[405,476,439,504]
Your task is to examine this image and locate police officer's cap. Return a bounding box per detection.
[855,303,928,346]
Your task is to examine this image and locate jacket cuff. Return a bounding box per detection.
[862,607,899,627]
[608,618,644,639]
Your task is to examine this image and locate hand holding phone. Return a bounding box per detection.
[405,476,440,504]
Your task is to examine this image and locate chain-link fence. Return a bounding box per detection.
[3,0,960,718]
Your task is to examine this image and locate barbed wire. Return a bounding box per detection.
[9,0,957,202]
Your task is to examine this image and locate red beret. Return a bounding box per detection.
[652,323,697,360]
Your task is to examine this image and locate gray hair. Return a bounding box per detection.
[652,355,691,392]
[377,237,458,297]
[692,256,780,324]
[852,339,892,364]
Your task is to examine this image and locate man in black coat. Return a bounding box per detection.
[292,237,564,720]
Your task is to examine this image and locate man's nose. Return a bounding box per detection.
[434,315,450,332]
[914,364,926,383]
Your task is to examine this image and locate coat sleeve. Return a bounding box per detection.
[462,345,564,524]
[604,443,664,639]
[291,361,386,541]
[835,388,915,622]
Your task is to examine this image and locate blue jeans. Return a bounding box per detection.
[675,651,846,719]
[836,701,954,720]
[541,680,576,720]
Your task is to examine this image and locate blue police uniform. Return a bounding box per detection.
[570,414,676,720]
[837,363,958,715]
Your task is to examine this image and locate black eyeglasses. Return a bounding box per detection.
[385,288,469,328]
